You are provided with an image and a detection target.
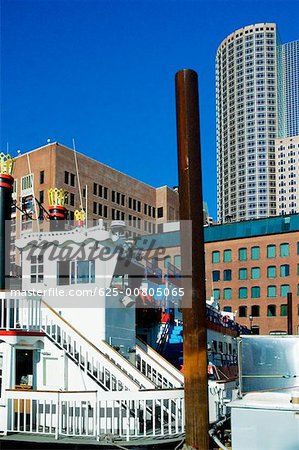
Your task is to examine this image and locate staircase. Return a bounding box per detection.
[160,324,183,369]
[40,301,156,391]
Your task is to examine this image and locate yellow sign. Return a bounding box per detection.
[0,152,14,176]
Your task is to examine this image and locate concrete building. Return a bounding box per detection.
[136,214,299,335]
[10,142,179,273]
[282,40,299,137]
[276,135,299,215]
[216,23,298,223]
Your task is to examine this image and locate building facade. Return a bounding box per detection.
[282,40,299,137]
[136,214,299,336]
[276,135,299,215]
[10,142,179,273]
[216,23,298,223]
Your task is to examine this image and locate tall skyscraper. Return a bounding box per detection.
[282,40,299,137]
[216,23,298,223]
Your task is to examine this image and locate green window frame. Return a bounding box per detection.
[280,243,289,257]
[251,267,260,279]
[239,287,248,299]
[223,249,232,262]
[251,286,260,298]
[267,305,276,317]
[280,304,288,316]
[239,268,247,280]
[223,306,232,312]
[164,256,171,269]
[212,251,220,264]
[280,264,290,277]
[251,246,260,260]
[223,269,232,281]
[238,248,247,261]
[267,244,276,258]
[212,270,220,282]
[267,266,276,278]
[213,289,220,300]
[267,285,276,297]
[223,288,232,300]
[280,284,290,297]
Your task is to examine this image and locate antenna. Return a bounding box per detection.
[72,138,83,211]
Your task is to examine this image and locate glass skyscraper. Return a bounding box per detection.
[216,23,298,223]
[282,40,299,137]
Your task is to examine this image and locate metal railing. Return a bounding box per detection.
[5,388,185,442]
[136,338,184,388]
[0,294,41,331]
[40,302,152,391]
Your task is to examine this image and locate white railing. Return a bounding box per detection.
[0,294,41,331]
[40,302,152,391]
[136,339,184,388]
[5,388,185,442]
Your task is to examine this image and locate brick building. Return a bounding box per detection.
[10,142,179,271]
[136,214,299,335]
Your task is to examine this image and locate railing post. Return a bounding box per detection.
[56,392,60,440]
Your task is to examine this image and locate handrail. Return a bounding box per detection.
[41,300,154,389]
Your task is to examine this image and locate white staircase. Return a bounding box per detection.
[40,301,156,391]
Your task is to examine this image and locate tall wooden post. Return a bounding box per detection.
[175,69,209,449]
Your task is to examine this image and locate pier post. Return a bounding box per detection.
[175,69,209,450]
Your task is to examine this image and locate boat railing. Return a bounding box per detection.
[5,388,185,442]
[0,293,41,331]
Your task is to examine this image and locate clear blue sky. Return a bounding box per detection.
[1,0,298,218]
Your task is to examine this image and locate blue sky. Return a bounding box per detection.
[1,0,298,218]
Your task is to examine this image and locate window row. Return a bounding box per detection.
[212,243,293,263]
[212,264,292,281]
[213,284,293,300]
[237,304,290,318]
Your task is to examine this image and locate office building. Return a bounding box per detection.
[276,135,299,215]
[282,40,299,137]
[136,214,299,335]
[216,23,298,223]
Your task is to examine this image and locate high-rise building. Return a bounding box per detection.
[282,40,299,137]
[276,135,299,215]
[216,23,298,223]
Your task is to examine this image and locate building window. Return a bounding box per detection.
[39,191,44,204]
[280,243,289,257]
[164,256,171,269]
[238,247,247,261]
[213,289,220,300]
[251,246,260,260]
[223,249,232,262]
[239,268,247,280]
[267,304,276,317]
[280,264,290,277]
[212,270,220,282]
[223,288,232,300]
[157,207,164,218]
[280,284,290,297]
[267,266,276,278]
[251,326,260,335]
[223,306,232,312]
[70,193,75,206]
[239,287,248,299]
[64,171,69,184]
[21,174,33,191]
[267,244,276,258]
[70,173,75,187]
[174,255,181,269]
[212,251,220,264]
[280,304,288,316]
[251,267,260,279]
[251,286,260,298]
[40,170,44,184]
[239,306,247,317]
[223,269,232,281]
[267,285,276,297]
[251,305,260,317]
[31,255,44,283]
